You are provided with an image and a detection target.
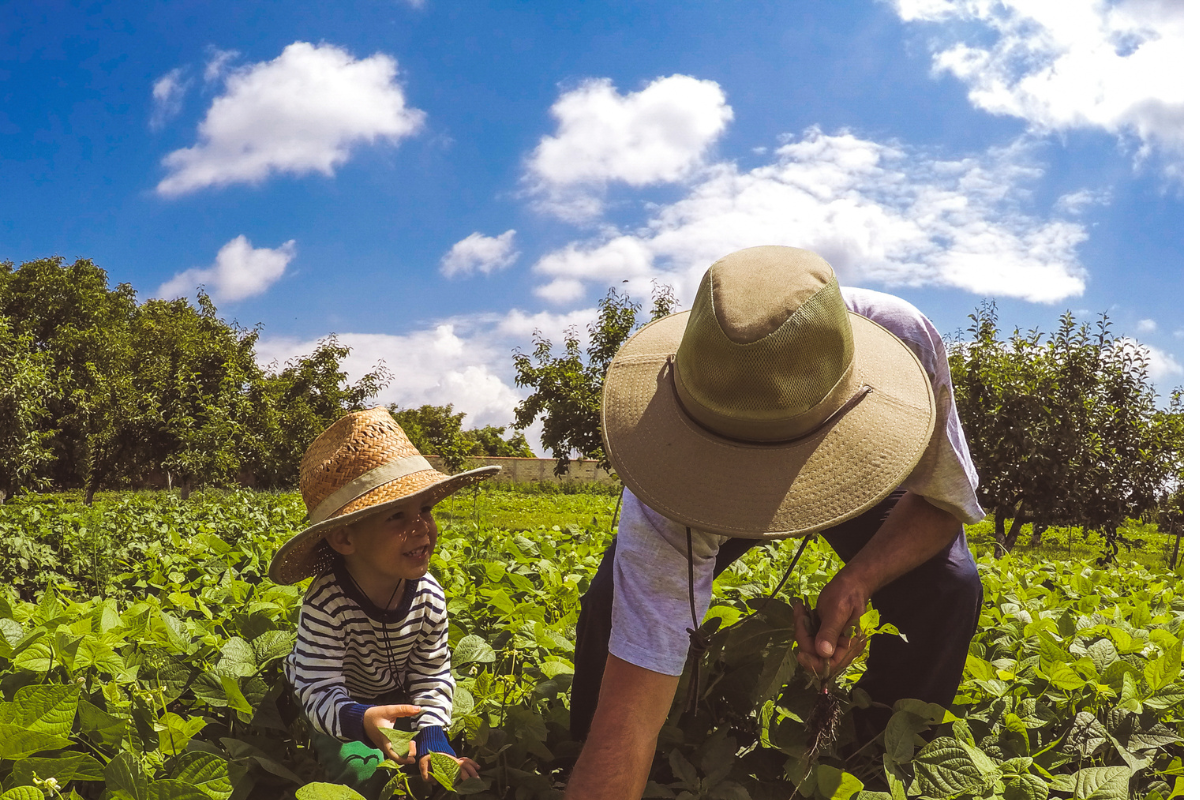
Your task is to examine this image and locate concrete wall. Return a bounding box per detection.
[423,455,616,484]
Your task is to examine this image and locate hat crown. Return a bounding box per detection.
[674,246,856,441]
[299,407,422,515]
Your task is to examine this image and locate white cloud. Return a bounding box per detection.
[526,75,733,220]
[256,324,522,428]
[1054,188,1111,214]
[1140,342,1182,382]
[204,48,239,83]
[531,127,1089,305]
[891,0,1184,168]
[440,230,519,277]
[1137,318,1157,332]
[150,68,188,130]
[157,42,425,196]
[158,235,296,302]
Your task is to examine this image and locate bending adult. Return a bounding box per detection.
[565,246,985,800]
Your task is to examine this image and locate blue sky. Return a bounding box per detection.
[0,0,1184,439]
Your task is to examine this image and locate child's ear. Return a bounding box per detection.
[326,527,355,556]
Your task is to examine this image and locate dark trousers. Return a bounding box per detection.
[569,491,984,740]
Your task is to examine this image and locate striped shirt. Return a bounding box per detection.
[284,561,455,750]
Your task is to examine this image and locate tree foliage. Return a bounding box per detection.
[0,256,389,498]
[390,404,534,473]
[949,301,1182,558]
[512,284,678,475]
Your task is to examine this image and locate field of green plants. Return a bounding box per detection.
[0,489,1183,800]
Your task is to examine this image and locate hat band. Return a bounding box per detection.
[309,454,434,523]
[670,355,864,443]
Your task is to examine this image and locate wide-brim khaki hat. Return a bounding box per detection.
[269,407,500,584]
[601,246,935,538]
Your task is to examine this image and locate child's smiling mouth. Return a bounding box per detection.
[402,543,430,560]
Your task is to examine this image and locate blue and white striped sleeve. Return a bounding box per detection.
[407,578,456,757]
[283,576,372,742]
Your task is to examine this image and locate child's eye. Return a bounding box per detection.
[420,506,433,515]
[387,510,406,521]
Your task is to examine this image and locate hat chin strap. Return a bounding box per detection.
[669,355,872,445]
[309,454,434,523]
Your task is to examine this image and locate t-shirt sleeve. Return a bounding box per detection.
[405,579,456,733]
[283,576,371,742]
[610,489,726,677]
[844,288,985,524]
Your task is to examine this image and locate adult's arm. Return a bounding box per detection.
[564,654,678,800]
[794,492,962,673]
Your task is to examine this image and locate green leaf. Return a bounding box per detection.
[1072,766,1132,800]
[295,784,368,800]
[250,630,293,666]
[0,683,79,736]
[1144,641,1182,692]
[11,637,54,672]
[219,675,253,715]
[1003,773,1049,800]
[1042,660,1087,692]
[0,788,45,800]
[451,634,496,668]
[884,711,927,764]
[429,752,461,792]
[106,752,150,800]
[1127,722,1180,752]
[170,753,234,800]
[912,737,1000,799]
[0,723,72,759]
[158,712,209,756]
[379,727,417,756]
[1086,638,1119,674]
[8,752,105,786]
[78,697,128,748]
[669,748,698,785]
[816,765,865,800]
[698,732,737,785]
[217,637,256,677]
[148,780,213,800]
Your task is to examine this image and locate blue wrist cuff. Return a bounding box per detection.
[340,703,373,744]
[415,726,455,759]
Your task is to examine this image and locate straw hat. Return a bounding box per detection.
[601,246,935,539]
[269,407,500,584]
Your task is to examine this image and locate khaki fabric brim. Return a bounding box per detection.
[601,312,934,538]
[268,465,501,585]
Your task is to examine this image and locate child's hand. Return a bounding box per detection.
[363,704,424,764]
[419,753,481,783]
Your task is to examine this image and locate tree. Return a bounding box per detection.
[949,302,1179,557]
[254,336,391,486]
[0,315,57,501]
[0,257,140,493]
[463,425,535,458]
[512,283,678,475]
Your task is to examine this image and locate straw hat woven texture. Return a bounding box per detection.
[601,246,935,538]
[268,407,499,584]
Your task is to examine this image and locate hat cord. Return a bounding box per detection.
[683,528,816,716]
[344,569,408,697]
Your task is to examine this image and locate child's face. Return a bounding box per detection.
[336,497,439,583]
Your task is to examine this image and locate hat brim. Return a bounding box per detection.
[268,465,501,584]
[601,311,935,538]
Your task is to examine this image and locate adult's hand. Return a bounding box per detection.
[363,704,423,764]
[793,573,868,677]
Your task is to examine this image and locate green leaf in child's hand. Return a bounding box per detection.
[380,727,417,755]
[429,752,461,791]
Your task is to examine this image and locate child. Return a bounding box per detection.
[268,407,500,793]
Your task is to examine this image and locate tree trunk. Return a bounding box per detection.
[994,500,1027,557]
[1169,522,1181,570]
[181,476,193,501]
[1030,523,1046,547]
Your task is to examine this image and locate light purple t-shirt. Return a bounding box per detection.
[609,287,984,677]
